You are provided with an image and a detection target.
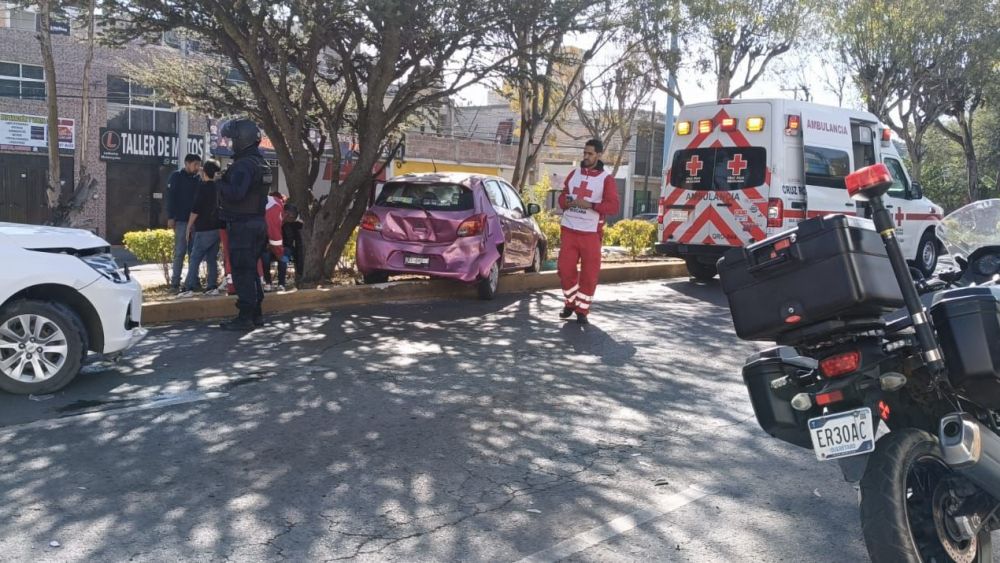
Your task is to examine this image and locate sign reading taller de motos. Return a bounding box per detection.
[99,128,206,163]
[0,113,75,153]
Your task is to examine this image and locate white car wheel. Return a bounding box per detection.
[0,301,85,394]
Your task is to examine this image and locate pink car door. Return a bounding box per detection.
[482,179,522,268]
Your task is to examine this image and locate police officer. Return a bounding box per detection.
[203,119,270,330]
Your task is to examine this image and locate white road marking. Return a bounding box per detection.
[0,391,228,434]
[514,484,716,563]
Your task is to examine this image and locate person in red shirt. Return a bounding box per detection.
[558,139,621,324]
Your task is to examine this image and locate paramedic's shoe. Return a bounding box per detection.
[559,306,574,319]
[576,313,590,325]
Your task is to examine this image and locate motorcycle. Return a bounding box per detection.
[717,168,1000,563]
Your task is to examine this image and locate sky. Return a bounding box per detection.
[455,43,863,116]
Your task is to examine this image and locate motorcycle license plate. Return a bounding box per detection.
[808,407,875,461]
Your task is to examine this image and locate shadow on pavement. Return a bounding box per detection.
[0,280,867,561]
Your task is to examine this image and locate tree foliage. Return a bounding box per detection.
[99,0,533,284]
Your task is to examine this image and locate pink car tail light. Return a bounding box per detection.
[361,211,382,232]
[457,214,486,237]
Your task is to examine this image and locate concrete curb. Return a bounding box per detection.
[141,260,689,325]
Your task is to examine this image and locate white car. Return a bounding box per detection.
[0,223,146,395]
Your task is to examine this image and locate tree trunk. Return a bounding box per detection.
[37,0,61,209]
[77,0,95,185]
[965,145,979,203]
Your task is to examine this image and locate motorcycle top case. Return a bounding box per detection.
[718,214,904,342]
[931,286,1000,408]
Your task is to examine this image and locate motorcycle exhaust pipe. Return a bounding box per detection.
[939,413,1000,501]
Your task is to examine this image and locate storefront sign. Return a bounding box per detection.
[99,128,206,163]
[0,112,74,153]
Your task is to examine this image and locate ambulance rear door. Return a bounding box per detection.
[660,101,773,252]
[801,107,857,219]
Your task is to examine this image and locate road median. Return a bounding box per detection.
[141,260,689,325]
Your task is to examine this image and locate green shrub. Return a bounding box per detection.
[123,228,175,284]
[613,219,657,258]
[535,210,562,253]
[602,222,622,246]
[338,228,359,270]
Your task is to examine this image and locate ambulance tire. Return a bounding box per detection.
[914,232,939,278]
[685,258,718,281]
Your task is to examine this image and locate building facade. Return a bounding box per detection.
[0,6,213,243]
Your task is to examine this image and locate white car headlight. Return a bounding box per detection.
[80,253,130,284]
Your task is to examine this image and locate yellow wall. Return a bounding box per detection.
[393,160,503,177]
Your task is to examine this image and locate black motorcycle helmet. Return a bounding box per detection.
[220,119,261,154]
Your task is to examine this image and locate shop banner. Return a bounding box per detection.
[0,112,74,153]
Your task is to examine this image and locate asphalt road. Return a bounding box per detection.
[0,279,873,562]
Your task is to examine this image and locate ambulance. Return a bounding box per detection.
[654,98,944,280]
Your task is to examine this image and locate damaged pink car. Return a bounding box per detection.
[356,172,546,299]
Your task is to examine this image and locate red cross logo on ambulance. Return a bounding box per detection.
[727,153,748,178]
[685,155,704,178]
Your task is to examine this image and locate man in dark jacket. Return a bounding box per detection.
[202,119,270,330]
[165,154,202,291]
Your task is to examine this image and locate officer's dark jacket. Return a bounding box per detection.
[218,146,269,221]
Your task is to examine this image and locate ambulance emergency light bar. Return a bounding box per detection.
[675,116,766,135]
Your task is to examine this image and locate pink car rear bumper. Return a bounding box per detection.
[356,231,501,283]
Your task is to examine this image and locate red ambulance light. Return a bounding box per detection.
[786,115,801,135]
[820,351,861,378]
[720,117,738,132]
[698,119,713,134]
[881,128,891,142]
[676,121,692,136]
[657,198,665,224]
[746,116,765,132]
[846,164,893,198]
[718,98,732,105]
[360,211,382,232]
[816,390,845,406]
[767,198,784,227]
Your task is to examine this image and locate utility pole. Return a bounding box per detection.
[642,102,655,216]
[176,36,189,170]
[661,31,678,178]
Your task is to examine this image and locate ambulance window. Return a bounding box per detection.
[669,147,767,191]
[883,158,909,197]
[804,146,850,189]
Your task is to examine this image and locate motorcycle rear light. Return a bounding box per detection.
[815,390,845,406]
[767,198,784,228]
[360,211,382,232]
[457,214,485,237]
[878,400,891,421]
[820,351,861,378]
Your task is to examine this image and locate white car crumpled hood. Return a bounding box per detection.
[0,222,110,251]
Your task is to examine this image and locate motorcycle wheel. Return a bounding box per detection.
[860,428,993,563]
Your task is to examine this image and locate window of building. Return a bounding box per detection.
[106,75,176,133]
[1,7,37,31]
[0,61,45,99]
